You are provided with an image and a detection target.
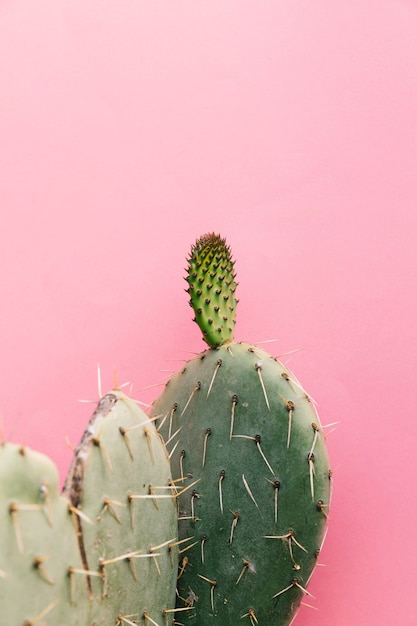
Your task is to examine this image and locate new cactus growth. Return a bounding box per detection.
[151,233,332,625]
[1,390,178,625]
[187,233,238,348]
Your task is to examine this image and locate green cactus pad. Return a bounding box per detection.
[1,390,178,626]
[186,233,238,348]
[0,442,88,625]
[152,233,332,624]
[63,390,178,625]
[152,343,331,625]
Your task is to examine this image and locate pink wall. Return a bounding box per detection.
[1,1,416,623]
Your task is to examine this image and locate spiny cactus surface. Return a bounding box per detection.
[0,442,87,625]
[186,233,238,348]
[151,233,332,625]
[1,390,178,626]
[64,390,179,625]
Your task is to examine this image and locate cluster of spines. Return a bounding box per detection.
[185,233,238,348]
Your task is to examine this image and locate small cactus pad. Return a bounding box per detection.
[0,442,87,625]
[1,390,178,625]
[152,343,332,625]
[186,233,238,348]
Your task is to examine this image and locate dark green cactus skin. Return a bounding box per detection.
[1,390,178,625]
[186,233,238,348]
[152,343,331,624]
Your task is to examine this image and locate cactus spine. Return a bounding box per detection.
[1,390,178,625]
[151,233,332,625]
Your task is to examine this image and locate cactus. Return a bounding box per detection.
[0,441,87,625]
[151,233,332,625]
[1,389,178,625]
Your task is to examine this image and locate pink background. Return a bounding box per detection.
[1,1,416,623]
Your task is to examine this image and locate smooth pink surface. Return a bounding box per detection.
[1,1,416,623]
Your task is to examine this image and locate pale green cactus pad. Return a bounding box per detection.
[63,390,179,625]
[0,442,87,625]
[1,390,178,626]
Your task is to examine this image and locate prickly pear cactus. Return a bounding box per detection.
[63,390,179,625]
[0,441,87,625]
[1,390,178,626]
[151,233,332,625]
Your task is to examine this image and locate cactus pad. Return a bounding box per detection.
[1,390,178,626]
[152,344,331,624]
[151,233,332,625]
[0,442,87,624]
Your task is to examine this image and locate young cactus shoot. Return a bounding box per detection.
[186,233,238,348]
